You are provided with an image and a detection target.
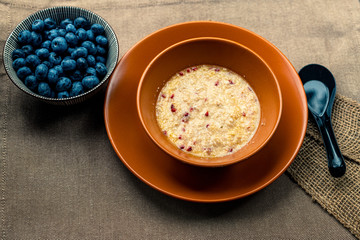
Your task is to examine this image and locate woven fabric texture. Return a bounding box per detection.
[287,94,360,238]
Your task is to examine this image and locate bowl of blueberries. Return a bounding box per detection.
[3,6,119,105]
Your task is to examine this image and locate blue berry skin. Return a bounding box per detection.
[65,32,78,47]
[85,67,96,76]
[51,37,68,54]
[96,45,106,56]
[86,30,95,41]
[95,35,108,47]
[18,30,32,45]
[87,55,96,67]
[70,70,83,81]
[91,23,104,35]
[82,75,99,90]
[96,56,106,64]
[48,52,62,65]
[61,58,77,72]
[12,49,25,60]
[76,57,88,71]
[95,62,107,77]
[47,68,59,86]
[44,18,56,30]
[25,54,41,69]
[76,28,87,41]
[30,31,42,47]
[56,77,72,91]
[35,48,49,59]
[42,60,53,69]
[53,65,64,76]
[81,41,97,55]
[31,19,44,32]
[69,81,84,96]
[71,47,88,59]
[74,17,89,29]
[58,28,66,37]
[67,47,75,55]
[46,29,59,41]
[24,75,38,91]
[60,19,73,29]
[12,58,26,71]
[38,82,52,97]
[41,40,51,49]
[66,24,76,33]
[57,91,70,99]
[21,45,34,55]
[17,66,32,80]
[35,64,48,81]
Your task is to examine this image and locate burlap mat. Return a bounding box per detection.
[287,94,360,239]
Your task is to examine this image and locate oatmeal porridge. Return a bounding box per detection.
[155,65,260,158]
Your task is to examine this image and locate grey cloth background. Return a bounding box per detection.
[1,0,359,239]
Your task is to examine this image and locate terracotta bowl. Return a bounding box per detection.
[137,37,282,167]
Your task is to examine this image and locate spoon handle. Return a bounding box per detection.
[315,115,346,177]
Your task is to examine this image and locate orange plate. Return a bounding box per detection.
[104,21,308,202]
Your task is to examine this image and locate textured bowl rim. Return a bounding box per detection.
[137,36,283,167]
[3,6,119,104]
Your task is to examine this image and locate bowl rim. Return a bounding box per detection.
[137,36,283,167]
[2,5,119,104]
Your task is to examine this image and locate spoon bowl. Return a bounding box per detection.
[299,64,346,178]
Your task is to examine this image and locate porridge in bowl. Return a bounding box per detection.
[156,64,260,158]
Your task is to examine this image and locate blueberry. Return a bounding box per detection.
[69,81,84,96]
[54,65,64,75]
[47,68,59,86]
[66,24,76,33]
[41,40,51,49]
[42,60,53,69]
[82,75,99,90]
[95,35,108,47]
[46,29,59,41]
[91,23,104,35]
[71,47,88,59]
[44,18,56,30]
[76,57,88,71]
[58,28,66,37]
[18,30,32,45]
[24,75,38,91]
[31,31,42,47]
[56,77,72,91]
[35,64,48,81]
[81,41,97,55]
[51,37,68,54]
[61,58,76,72]
[57,91,70,99]
[85,67,96,76]
[96,56,106,64]
[31,19,44,32]
[96,45,106,56]
[17,66,32,80]
[12,49,25,60]
[74,17,89,29]
[67,47,75,55]
[95,62,107,77]
[35,48,49,59]
[38,82,52,97]
[87,55,96,67]
[25,54,41,69]
[60,19,73,29]
[70,70,83,81]
[48,52,62,65]
[21,45,34,55]
[12,58,26,71]
[65,32,78,47]
[86,30,95,41]
[76,28,87,41]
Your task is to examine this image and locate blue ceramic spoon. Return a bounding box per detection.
[299,64,346,178]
